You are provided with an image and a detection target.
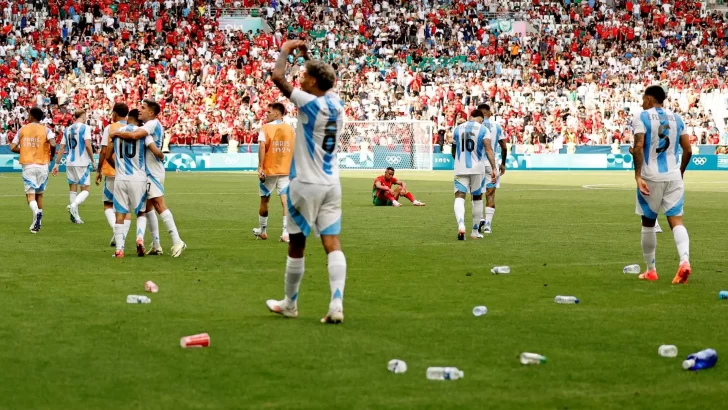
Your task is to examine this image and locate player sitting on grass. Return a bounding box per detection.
[372,167,425,207]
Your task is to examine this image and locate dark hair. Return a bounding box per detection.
[644,85,666,104]
[269,102,286,116]
[304,60,336,92]
[386,166,395,173]
[477,103,490,112]
[143,99,161,115]
[470,109,484,119]
[113,103,129,118]
[128,109,141,122]
[74,110,86,119]
[29,107,45,121]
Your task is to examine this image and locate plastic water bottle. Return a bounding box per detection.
[623,264,641,274]
[472,306,488,317]
[426,367,464,381]
[491,266,511,274]
[520,352,547,365]
[658,345,678,358]
[682,349,718,371]
[719,291,728,300]
[387,359,407,374]
[554,296,579,304]
[126,295,151,304]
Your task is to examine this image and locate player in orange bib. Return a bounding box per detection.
[253,103,296,242]
[10,107,57,233]
[372,167,425,207]
[96,103,132,247]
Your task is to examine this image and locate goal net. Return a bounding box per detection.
[338,121,434,171]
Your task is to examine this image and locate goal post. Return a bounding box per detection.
[338,121,435,171]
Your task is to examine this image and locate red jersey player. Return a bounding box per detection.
[372,167,425,207]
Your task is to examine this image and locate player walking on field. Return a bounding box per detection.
[113,100,187,257]
[10,107,56,234]
[632,85,692,283]
[52,110,95,224]
[97,103,132,247]
[253,102,296,243]
[478,104,507,234]
[266,40,348,324]
[372,167,425,207]
[452,110,497,241]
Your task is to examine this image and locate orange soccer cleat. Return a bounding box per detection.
[672,261,692,284]
[638,270,659,281]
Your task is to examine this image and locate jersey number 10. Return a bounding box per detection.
[120,141,137,159]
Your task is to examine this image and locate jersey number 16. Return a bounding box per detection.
[460,132,475,152]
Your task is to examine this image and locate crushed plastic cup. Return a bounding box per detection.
[180,333,210,348]
[145,281,159,293]
[658,345,678,358]
[387,359,407,374]
[472,306,488,317]
[126,295,151,304]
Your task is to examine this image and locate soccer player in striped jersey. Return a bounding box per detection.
[632,85,692,284]
[106,109,165,258]
[479,104,508,234]
[10,107,56,233]
[97,103,132,247]
[52,110,95,224]
[452,110,497,240]
[113,100,186,257]
[265,40,348,324]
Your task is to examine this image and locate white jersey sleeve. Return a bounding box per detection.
[288,88,342,186]
[101,125,110,147]
[633,108,684,182]
[141,119,166,180]
[11,130,19,145]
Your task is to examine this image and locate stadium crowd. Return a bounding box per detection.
[0,0,726,153]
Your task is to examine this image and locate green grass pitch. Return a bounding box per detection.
[0,170,727,410]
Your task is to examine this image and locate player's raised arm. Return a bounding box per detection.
[272,40,307,98]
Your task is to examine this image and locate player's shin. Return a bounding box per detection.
[114,223,126,251]
[672,225,690,263]
[104,208,116,230]
[641,226,657,271]
[454,197,466,230]
[160,209,182,245]
[472,200,483,234]
[285,256,305,306]
[29,200,38,215]
[404,192,416,202]
[327,250,346,306]
[147,211,161,247]
[485,207,495,227]
[69,191,77,205]
[74,190,89,206]
[136,215,147,242]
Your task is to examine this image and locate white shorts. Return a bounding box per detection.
[147,175,165,199]
[22,167,49,194]
[67,165,91,186]
[485,164,501,189]
[113,180,147,215]
[102,177,115,203]
[286,179,341,237]
[454,174,485,195]
[259,176,290,197]
[635,179,684,219]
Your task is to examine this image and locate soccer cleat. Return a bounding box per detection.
[109,234,116,247]
[146,245,164,256]
[471,232,484,239]
[672,261,692,284]
[252,228,268,240]
[412,200,426,206]
[457,229,465,241]
[266,299,298,318]
[638,270,659,281]
[70,204,83,224]
[136,240,146,257]
[67,205,77,224]
[392,200,402,207]
[478,219,486,233]
[280,233,290,243]
[321,309,344,324]
[113,250,124,258]
[484,226,492,234]
[171,242,187,257]
[34,212,42,232]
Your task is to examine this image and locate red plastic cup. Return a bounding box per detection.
[180,333,210,348]
[144,281,159,293]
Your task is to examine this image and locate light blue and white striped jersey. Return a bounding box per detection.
[289,88,343,186]
[62,122,91,167]
[632,107,687,182]
[113,125,153,182]
[453,120,491,175]
[483,118,507,153]
[141,119,166,180]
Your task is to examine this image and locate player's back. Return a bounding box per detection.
[289,89,343,186]
[64,122,91,167]
[17,123,52,167]
[482,118,505,152]
[261,120,295,176]
[113,125,148,182]
[142,119,165,180]
[634,107,685,182]
[101,122,127,177]
[453,121,488,175]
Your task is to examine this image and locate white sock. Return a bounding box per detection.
[259,215,268,233]
[641,226,657,271]
[136,215,147,242]
[147,211,161,247]
[472,200,483,233]
[284,256,305,305]
[74,190,89,206]
[673,225,690,263]
[485,207,495,227]
[454,197,465,230]
[282,215,287,234]
[69,191,77,205]
[114,223,126,251]
[104,208,116,230]
[123,219,131,232]
[29,200,38,216]
[160,209,182,246]
[328,250,347,305]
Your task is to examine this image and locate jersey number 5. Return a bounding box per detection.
[120,141,137,159]
[460,132,475,152]
[656,123,671,154]
[322,120,337,154]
